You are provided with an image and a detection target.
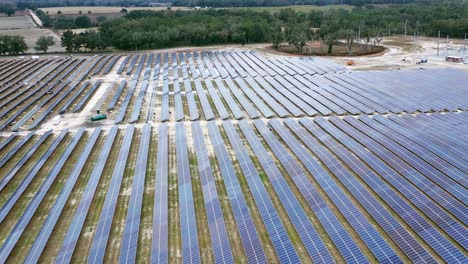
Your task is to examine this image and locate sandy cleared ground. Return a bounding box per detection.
[324,36,468,71]
[0,16,36,30]
[0,15,64,53]
[0,28,64,53]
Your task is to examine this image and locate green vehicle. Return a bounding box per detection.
[91,114,107,121]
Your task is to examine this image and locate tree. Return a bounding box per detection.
[286,23,309,53]
[79,30,108,52]
[320,10,347,54]
[0,3,15,16]
[271,24,282,49]
[4,6,14,16]
[0,35,28,55]
[34,36,55,53]
[54,16,75,29]
[75,16,92,28]
[35,10,52,27]
[231,32,246,45]
[10,35,28,54]
[61,30,75,52]
[341,29,356,54]
[96,16,108,25]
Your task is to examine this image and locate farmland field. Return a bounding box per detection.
[0,15,64,53]
[0,16,36,30]
[0,48,467,263]
[39,6,190,14]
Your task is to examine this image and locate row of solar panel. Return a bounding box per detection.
[109,56,468,124]
[118,51,344,82]
[0,113,466,263]
[0,55,119,132]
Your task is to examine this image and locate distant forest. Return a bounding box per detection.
[6,0,468,8]
[172,0,419,7]
[8,0,442,8]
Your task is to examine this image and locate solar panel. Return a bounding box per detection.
[119,124,151,263]
[88,125,135,264]
[242,76,288,118]
[0,131,34,167]
[0,130,52,192]
[0,129,83,263]
[107,80,127,111]
[24,128,101,263]
[213,79,244,120]
[183,79,200,121]
[233,77,273,118]
[193,78,215,120]
[310,117,467,263]
[115,80,138,124]
[191,122,234,263]
[222,51,247,78]
[254,76,303,117]
[126,54,140,76]
[344,116,466,204]
[237,120,334,264]
[0,133,16,151]
[269,119,400,263]
[55,126,118,264]
[116,56,131,74]
[175,123,201,263]
[330,117,468,229]
[104,55,120,74]
[151,124,169,264]
[0,130,68,222]
[130,80,149,123]
[204,78,230,120]
[252,120,368,264]
[214,51,238,78]
[264,75,316,116]
[373,115,468,173]
[222,121,300,263]
[174,91,185,121]
[207,121,267,263]
[224,78,259,119]
[72,80,103,113]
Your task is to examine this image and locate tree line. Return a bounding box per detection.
[171,0,419,7]
[92,2,467,52]
[35,10,108,29]
[29,1,468,53]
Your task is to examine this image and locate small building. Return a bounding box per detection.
[446,56,464,63]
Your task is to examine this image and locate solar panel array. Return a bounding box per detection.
[0,50,467,264]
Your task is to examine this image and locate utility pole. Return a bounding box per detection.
[446,34,449,58]
[464,33,467,56]
[437,31,440,56]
